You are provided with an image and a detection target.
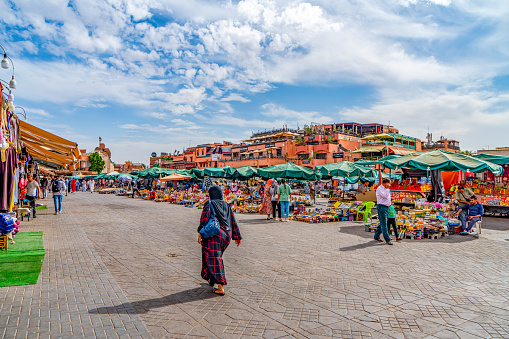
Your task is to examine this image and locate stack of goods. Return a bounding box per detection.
[290,207,341,223]
[391,191,425,204]
[233,201,261,214]
[367,202,451,239]
[290,202,360,223]
[391,178,432,191]
[472,181,509,206]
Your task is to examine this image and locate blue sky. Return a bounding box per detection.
[1,0,509,164]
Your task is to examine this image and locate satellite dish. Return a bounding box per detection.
[151,152,157,157]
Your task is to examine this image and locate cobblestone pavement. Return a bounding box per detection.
[2,193,509,338]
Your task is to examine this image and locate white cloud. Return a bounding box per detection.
[3,0,509,163]
[220,93,251,103]
[340,87,509,151]
[119,124,141,129]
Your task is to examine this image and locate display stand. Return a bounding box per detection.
[391,190,430,206]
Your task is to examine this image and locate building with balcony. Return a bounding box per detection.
[352,133,422,161]
[194,142,233,168]
[293,132,362,168]
[220,129,299,168]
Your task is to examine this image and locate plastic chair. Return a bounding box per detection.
[357,202,376,223]
[356,202,367,221]
[469,218,482,238]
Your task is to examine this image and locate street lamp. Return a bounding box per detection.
[0,44,16,89]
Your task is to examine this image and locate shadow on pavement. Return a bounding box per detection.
[88,285,218,315]
[339,240,385,252]
[338,224,478,248]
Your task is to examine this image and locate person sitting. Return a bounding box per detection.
[455,195,483,235]
[454,185,474,220]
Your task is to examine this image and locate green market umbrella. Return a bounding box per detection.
[138,167,178,178]
[343,172,401,184]
[384,150,503,175]
[473,154,509,166]
[257,162,320,180]
[83,175,98,179]
[192,168,205,179]
[231,166,258,180]
[203,167,235,178]
[315,161,375,179]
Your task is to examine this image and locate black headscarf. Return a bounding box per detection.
[208,186,232,231]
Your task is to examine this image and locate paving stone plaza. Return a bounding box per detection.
[1,193,508,338]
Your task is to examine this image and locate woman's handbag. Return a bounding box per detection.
[199,201,220,239]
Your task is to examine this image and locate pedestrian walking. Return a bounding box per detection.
[25,175,40,219]
[270,180,281,221]
[259,179,272,219]
[65,178,69,196]
[277,179,292,222]
[52,175,66,215]
[88,179,95,193]
[310,182,315,204]
[198,186,242,296]
[40,177,48,199]
[375,179,393,245]
[387,204,401,241]
[304,183,310,201]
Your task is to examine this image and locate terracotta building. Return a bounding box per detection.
[220,129,298,168]
[148,122,423,169]
[114,161,145,173]
[79,137,115,173]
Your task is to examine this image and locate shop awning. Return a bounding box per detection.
[19,121,80,169]
[351,146,386,154]
[384,150,504,175]
[387,147,416,155]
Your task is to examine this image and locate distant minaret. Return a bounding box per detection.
[99,137,102,145]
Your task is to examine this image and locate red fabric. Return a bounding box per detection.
[259,182,272,215]
[198,203,242,285]
[442,172,460,192]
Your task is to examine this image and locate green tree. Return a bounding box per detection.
[460,150,473,156]
[89,152,105,173]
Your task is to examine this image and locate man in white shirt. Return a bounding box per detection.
[375,179,393,245]
[25,175,40,218]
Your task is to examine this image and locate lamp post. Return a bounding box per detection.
[0,44,16,89]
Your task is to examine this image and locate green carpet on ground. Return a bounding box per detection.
[0,232,45,287]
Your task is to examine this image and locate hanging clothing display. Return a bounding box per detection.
[0,144,17,212]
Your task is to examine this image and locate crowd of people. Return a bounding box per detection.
[20,175,95,217]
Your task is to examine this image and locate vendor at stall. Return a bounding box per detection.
[357,182,370,193]
[455,196,483,235]
[455,185,474,219]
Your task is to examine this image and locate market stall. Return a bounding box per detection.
[257,162,320,180]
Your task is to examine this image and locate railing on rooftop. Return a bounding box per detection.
[251,128,299,138]
[361,141,416,150]
[422,144,460,151]
[218,155,285,162]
